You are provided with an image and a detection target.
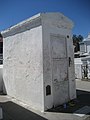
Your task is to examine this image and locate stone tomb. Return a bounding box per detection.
[2,12,76,111]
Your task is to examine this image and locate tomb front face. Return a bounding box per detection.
[2,13,76,111]
[50,35,69,107]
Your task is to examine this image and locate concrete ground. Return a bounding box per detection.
[76,79,90,92]
[0,80,90,120]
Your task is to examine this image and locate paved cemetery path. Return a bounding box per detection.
[0,80,90,120]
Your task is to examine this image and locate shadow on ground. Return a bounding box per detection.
[0,89,90,120]
[47,89,90,115]
[0,101,47,120]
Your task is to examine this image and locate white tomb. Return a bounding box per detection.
[2,12,76,111]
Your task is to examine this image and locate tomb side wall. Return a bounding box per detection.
[3,25,44,111]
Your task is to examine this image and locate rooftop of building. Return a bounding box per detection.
[1,12,73,38]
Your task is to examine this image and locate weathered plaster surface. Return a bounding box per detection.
[3,12,76,111]
[3,26,44,111]
[41,13,76,110]
[67,36,76,99]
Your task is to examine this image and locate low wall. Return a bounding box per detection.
[0,65,3,92]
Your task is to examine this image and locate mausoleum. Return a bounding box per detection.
[2,12,76,111]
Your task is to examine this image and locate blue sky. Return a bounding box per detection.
[0,0,90,37]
